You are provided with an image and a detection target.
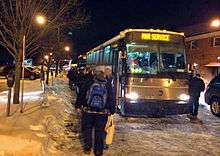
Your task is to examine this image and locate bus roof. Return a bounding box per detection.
[87,29,185,54]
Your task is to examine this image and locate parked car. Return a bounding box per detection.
[0,65,14,78]
[24,67,40,80]
[0,65,40,80]
[205,75,220,117]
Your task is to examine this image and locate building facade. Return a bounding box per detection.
[179,24,220,84]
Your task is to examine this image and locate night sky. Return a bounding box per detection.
[72,0,220,55]
[1,0,220,63]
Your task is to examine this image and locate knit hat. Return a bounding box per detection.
[95,66,105,73]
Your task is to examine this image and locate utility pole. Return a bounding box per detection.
[55,27,60,77]
[20,35,26,113]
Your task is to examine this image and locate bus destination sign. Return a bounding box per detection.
[141,33,170,41]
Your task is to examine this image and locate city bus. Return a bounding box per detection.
[86,29,191,117]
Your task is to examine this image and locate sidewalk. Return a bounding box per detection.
[0,78,81,156]
[0,79,45,117]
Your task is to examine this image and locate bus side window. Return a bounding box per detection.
[99,50,103,64]
[112,48,118,74]
[109,50,113,65]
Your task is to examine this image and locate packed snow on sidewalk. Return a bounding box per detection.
[0,78,83,156]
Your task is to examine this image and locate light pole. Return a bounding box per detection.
[20,15,47,112]
[49,53,54,85]
[20,35,26,113]
[44,54,51,85]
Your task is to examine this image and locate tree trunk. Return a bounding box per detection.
[13,48,23,104]
[55,60,59,77]
[46,62,50,85]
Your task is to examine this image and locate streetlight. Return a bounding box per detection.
[210,19,220,28]
[64,46,70,52]
[36,15,46,25]
[64,46,71,59]
[44,55,49,60]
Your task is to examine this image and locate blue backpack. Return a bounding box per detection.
[87,82,108,111]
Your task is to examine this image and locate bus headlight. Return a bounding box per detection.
[179,94,190,101]
[125,92,139,100]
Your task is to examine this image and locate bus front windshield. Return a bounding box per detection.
[160,44,186,73]
[126,44,186,75]
[127,44,159,74]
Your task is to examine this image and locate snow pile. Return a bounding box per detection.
[0,90,43,104]
[199,92,210,110]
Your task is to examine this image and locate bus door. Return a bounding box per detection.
[112,47,120,105]
[114,50,127,105]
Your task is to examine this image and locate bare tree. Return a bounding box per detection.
[0,0,88,104]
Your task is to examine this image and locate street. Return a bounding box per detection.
[109,109,220,156]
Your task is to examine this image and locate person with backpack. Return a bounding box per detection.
[103,66,114,150]
[188,73,205,120]
[75,67,86,94]
[67,67,77,90]
[75,66,116,156]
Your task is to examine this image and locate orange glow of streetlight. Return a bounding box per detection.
[210,19,220,28]
[36,15,46,25]
[64,46,70,52]
[44,55,49,60]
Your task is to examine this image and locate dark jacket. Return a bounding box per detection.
[75,72,86,87]
[189,76,205,97]
[75,76,116,114]
[67,68,76,83]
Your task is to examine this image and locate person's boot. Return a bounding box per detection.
[187,114,194,119]
[103,144,109,150]
[192,115,198,120]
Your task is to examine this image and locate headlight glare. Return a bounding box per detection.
[125,92,139,100]
[179,94,190,101]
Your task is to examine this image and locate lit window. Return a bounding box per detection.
[99,50,103,63]
[190,40,198,49]
[104,46,111,64]
[95,51,99,64]
[91,52,94,63]
[213,37,220,47]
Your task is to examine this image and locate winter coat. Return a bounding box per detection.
[189,76,205,97]
[75,76,116,114]
[75,72,86,87]
[67,68,76,81]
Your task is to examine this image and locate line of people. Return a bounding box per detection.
[68,66,116,156]
[67,65,206,155]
